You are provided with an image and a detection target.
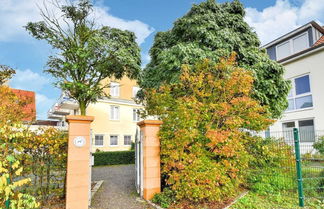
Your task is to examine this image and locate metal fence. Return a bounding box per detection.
[253,128,324,207]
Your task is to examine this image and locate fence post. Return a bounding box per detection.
[293,128,304,207]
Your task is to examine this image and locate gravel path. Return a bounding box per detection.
[91,164,153,209]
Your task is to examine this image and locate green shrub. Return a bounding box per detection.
[314,136,324,155]
[152,188,176,208]
[144,57,272,203]
[93,151,135,166]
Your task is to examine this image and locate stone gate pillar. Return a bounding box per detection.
[137,120,163,200]
[66,115,94,209]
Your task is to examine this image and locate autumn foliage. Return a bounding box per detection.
[145,54,273,203]
[0,86,34,124]
[0,85,67,208]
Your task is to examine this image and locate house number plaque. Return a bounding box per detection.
[73,136,86,147]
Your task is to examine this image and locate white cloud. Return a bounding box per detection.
[9,69,50,92]
[0,0,153,45]
[92,5,154,44]
[245,0,324,45]
[141,53,151,68]
[36,93,55,119]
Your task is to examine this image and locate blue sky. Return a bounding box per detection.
[1,0,324,119]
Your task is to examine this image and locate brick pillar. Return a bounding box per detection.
[66,115,94,209]
[137,120,162,200]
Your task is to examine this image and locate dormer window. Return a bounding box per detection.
[276,32,309,60]
[110,82,120,97]
[277,41,290,60]
[292,33,309,53]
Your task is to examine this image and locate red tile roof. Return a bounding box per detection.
[313,36,324,47]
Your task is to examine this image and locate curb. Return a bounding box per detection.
[91,180,104,199]
[146,200,165,209]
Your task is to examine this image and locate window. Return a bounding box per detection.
[95,135,104,146]
[133,109,140,122]
[124,135,132,145]
[277,41,290,60]
[282,122,295,141]
[110,106,120,120]
[299,120,315,142]
[282,119,315,142]
[276,32,309,60]
[132,86,140,98]
[110,82,120,97]
[110,135,118,146]
[286,75,312,111]
[293,33,308,53]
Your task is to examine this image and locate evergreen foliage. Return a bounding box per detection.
[93,151,135,166]
[140,0,290,118]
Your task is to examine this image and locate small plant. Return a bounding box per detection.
[152,188,176,208]
[318,169,324,193]
[313,136,324,155]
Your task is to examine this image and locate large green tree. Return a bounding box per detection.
[140,0,290,118]
[25,0,141,115]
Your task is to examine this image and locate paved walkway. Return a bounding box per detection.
[91,164,153,209]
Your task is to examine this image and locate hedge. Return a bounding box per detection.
[93,150,135,166]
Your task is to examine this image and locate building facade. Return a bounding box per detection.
[11,88,36,122]
[264,21,324,148]
[48,76,142,152]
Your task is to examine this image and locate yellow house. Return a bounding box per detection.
[88,77,142,152]
[48,76,143,152]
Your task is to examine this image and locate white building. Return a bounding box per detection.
[263,21,324,148]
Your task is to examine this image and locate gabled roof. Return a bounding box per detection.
[262,21,324,49]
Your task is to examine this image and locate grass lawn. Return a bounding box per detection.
[231,191,324,209]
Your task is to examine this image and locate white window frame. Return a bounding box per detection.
[110,82,120,97]
[276,40,291,60]
[282,118,316,143]
[124,135,132,146]
[276,32,309,60]
[110,105,120,120]
[133,108,140,122]
[94,134,104,147]
[109,135,119,146]
[132,86,140,98]
[286,74,313,113]
[292,32,309,53]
